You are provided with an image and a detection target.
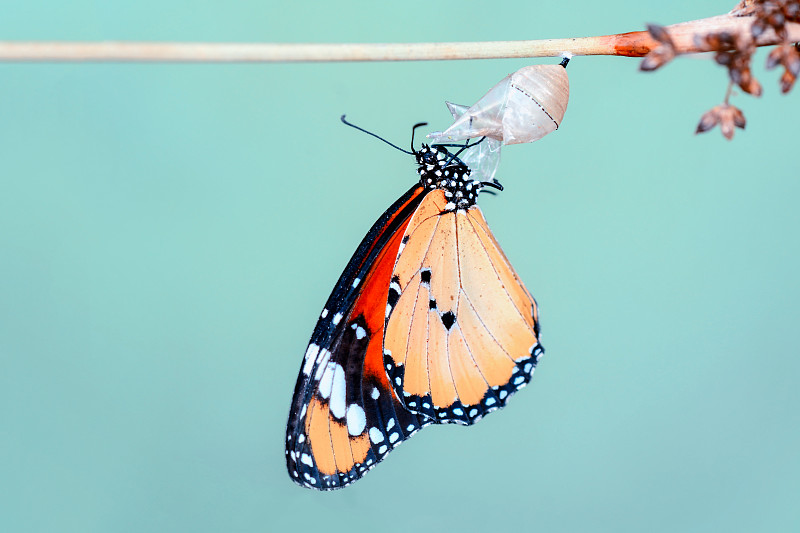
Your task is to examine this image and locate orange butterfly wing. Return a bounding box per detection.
[288,139,546,489]
[383,189,543,424]
[286,185,433,490]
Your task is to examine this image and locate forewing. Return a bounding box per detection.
[286,185,432,490]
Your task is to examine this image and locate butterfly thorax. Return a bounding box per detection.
[415,144,483,212]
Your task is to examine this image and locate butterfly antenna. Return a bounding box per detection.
[452,136,487,159]
[437,136,487,167]
[441,140,469,167]
[341,115,414,155]
[410,122,428,153]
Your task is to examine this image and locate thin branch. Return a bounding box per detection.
[0,15,797,63]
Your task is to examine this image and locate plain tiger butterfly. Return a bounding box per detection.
[285,117,543,490]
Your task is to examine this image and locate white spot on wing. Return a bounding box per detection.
[355,326,367,340]
[346,404,366,436]
[302,344,320,376]
[313,349,331,381]
[371,387,379,399]
[369,427,384,444]
[321,309,328,318]
[318,361,336,399]
[352,277,361,288]
[332,313,343,325]
[329,364,347,418]
[301,454,314,467]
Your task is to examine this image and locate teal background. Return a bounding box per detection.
[1,1,798,531]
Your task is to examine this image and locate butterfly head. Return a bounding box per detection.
[415,144,496,211]
[338,116,500,212]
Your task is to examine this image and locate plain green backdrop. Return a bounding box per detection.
[1,1,798,531]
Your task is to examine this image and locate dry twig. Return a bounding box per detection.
[0,14,797,63]
[1,3,797,140]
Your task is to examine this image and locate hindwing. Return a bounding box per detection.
[383,190,544,425]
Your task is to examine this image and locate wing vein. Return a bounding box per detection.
[446,213,460,406]
[455,320,496,404]
[461,291,516,362]
[464,211,533,329]
[443,319,460,408]
[306,401,329,486]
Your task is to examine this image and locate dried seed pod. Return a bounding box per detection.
[428,60,570,145]
[640,24,676,71]
[696,103,746,140]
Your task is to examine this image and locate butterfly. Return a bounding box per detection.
[285,116,544,490]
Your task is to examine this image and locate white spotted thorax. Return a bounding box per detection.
[414,144,487,211]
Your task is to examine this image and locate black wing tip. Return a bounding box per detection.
[288,451,380,491]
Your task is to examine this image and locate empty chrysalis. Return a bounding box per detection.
[437,102,503,184]
[429,57,570,146]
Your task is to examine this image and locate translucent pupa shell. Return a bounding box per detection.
[435,102,502,183]
[428,62,570,145]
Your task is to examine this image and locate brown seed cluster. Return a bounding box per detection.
[639,24,676,72]
[696,104,747,140]
[697,32,762,96]
[641,0,800,140]
[766,42,800,92]
[751,0,800,39]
